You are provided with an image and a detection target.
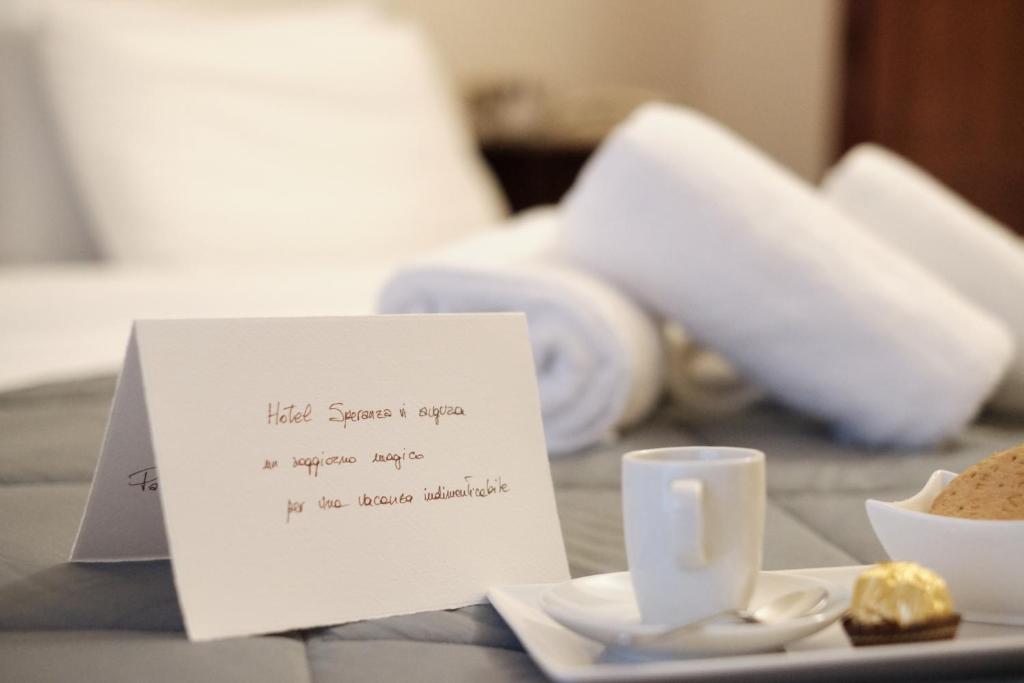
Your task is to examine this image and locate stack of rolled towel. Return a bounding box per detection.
[822,144,1024,416]
[379,208,665,455]
[380,102,1020,455]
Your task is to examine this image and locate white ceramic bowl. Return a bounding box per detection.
[867,470,1024,625]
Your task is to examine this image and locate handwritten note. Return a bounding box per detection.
[71,315,569,641]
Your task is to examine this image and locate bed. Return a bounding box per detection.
[4,2,1024,680]
[2,367,1023,681]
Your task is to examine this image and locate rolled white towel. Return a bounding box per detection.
[823,144,1024,415]
[377,208,665,455]
[561,103,1014,447]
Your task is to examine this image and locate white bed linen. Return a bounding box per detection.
[0,262,395,391]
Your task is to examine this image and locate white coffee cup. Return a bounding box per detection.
[622,446,765,625]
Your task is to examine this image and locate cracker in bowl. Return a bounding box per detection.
[929,445,1024,520]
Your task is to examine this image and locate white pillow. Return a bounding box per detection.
[39,1,505,264]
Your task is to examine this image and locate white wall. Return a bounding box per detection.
[380,0,843,180]
[26,0,843,179]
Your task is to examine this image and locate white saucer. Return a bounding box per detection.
[538,570,848,657]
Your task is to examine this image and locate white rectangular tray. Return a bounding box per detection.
[488,566,1024,682]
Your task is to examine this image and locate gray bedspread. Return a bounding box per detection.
[2,377,1024,682]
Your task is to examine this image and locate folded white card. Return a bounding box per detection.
[71,314,569,641]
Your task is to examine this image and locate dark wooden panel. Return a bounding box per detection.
[841,0,1024,233]
[481,144,593,213]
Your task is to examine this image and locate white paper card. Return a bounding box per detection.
[72,314,569,641]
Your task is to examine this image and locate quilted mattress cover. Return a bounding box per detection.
[2,376,1023,682]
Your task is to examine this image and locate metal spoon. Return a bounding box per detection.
[618,586,829,649]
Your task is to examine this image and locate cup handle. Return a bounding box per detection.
[670,479,706,568]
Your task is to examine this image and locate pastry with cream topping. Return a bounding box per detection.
[842,562,960,646]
